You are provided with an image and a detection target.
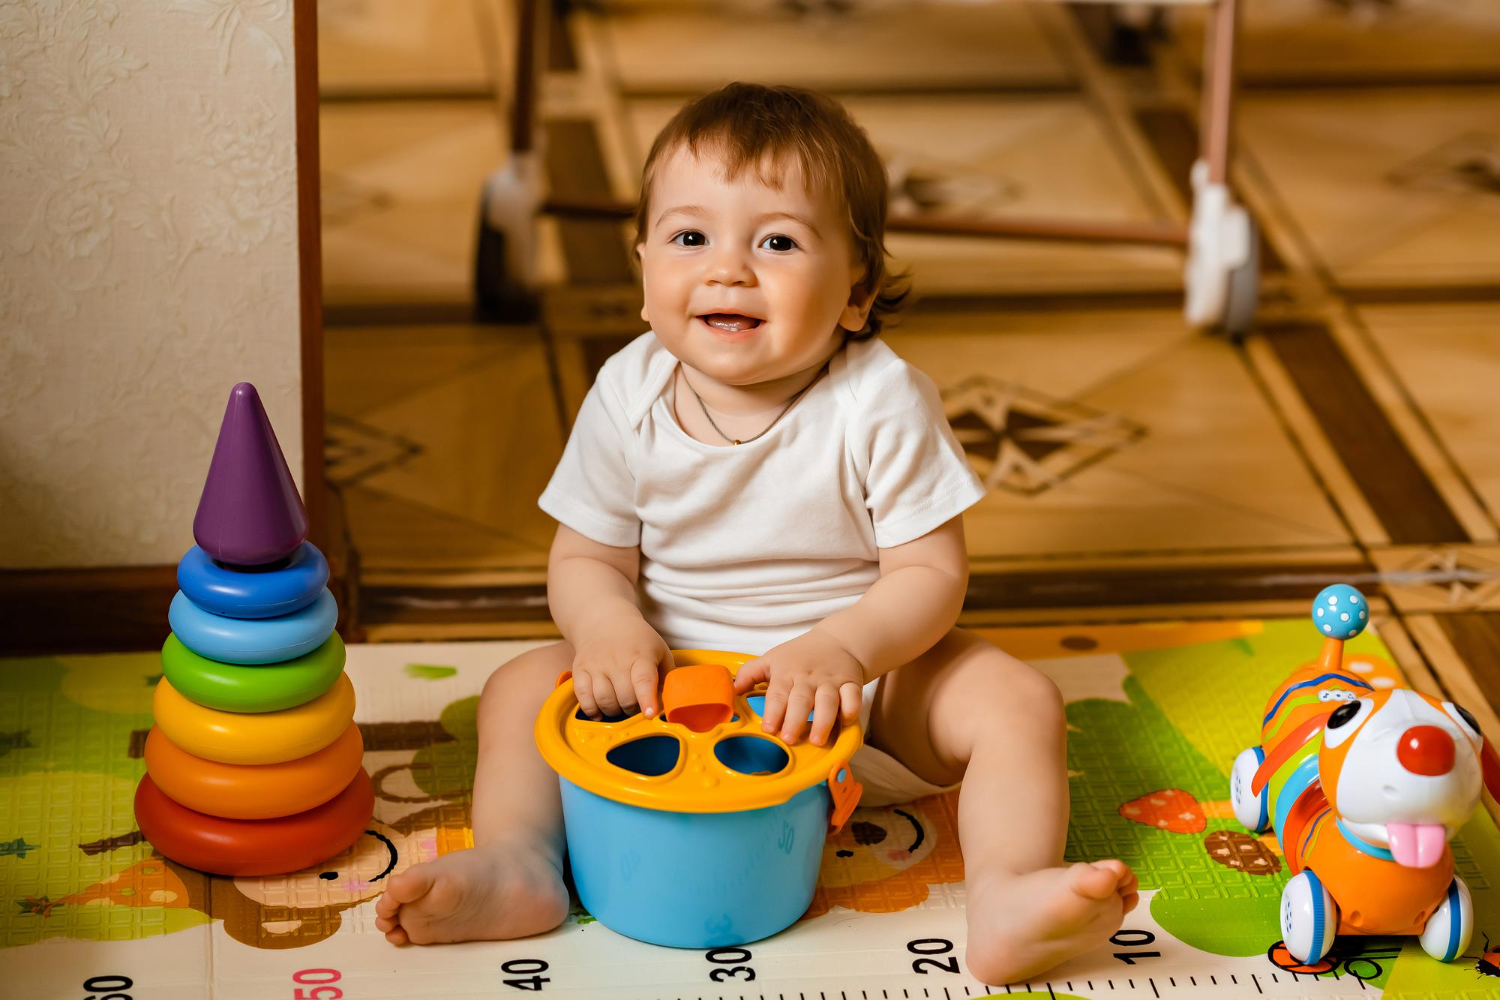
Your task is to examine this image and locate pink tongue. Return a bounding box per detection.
[1386,822,1447,867]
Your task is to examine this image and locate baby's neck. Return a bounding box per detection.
[680,352,835,418]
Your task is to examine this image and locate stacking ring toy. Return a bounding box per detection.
[536,650,864,948]
[154,673,356,765]
[177,541,329,619]
[134,768,374,876]
[145,723,365,819]
[161,631,345,713]
[169,588,337,664]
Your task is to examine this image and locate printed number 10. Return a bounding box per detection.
[1111,929,1160,965]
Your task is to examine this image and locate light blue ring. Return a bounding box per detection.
[177,542,328,619]
[170,588,338,664]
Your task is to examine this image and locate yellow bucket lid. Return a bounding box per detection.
[535,649,863,830]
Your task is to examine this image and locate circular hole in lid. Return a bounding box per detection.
[715,736,790,777]
[606,735,682,777]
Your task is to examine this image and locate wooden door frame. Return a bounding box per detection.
[295,0,325,555]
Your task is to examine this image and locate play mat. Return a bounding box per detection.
[3,621,1499,999]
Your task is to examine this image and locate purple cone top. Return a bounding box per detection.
[193,382,308,567]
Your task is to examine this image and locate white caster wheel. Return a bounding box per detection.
[1184,159,1258,339]
[1230,746,1270,832]
[1419,877,1473,962]
[1219,217,1259,340]
[1280,869,1338,964]
[474,145,547,321]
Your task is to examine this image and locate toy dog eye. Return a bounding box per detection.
[1443,701,1482,741]
[1328,702,1360,728]
[1323,697,1373,748]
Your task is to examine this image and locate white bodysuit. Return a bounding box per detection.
[538,331,987,804]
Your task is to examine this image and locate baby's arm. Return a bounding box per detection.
[548,524,672,719]
[734,514,969,744]
[815,513,969,680]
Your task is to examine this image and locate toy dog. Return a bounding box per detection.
[1230,584,1500,964]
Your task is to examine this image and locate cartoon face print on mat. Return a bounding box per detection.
[801,790,961,921]
[218,814,445,949]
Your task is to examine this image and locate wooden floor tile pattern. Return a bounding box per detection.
[320,1,1500,727]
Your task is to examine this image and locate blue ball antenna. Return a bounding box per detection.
[1312,584,1368,640]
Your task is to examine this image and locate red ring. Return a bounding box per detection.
[135,768,374,876]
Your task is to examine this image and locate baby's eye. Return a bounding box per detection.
[671,231,706,247]
[761,234,797,252]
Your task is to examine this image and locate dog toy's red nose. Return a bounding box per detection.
[1397,726,1455,776]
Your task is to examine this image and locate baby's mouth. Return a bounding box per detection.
[699,313,763,333]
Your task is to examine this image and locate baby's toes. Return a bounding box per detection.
[1069,861,1124,901]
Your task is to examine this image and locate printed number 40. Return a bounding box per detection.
[909,938,959,975]
[503,959,550,991]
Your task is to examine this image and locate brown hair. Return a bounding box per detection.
[632,82,911,341]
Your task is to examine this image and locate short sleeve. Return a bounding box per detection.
[537,378,641,547]
[853,360,987,548]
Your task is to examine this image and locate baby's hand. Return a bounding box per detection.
[733,630,864,746]
[571,616,672,720]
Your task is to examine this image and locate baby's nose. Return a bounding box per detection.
[1396,725,1455,776]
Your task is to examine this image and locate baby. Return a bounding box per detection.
[375,81,1137,984]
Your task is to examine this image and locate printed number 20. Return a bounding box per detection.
[908,938,959,975]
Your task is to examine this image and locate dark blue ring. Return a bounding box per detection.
[177,541,329,619]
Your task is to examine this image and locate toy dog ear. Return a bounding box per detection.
[1483,739,1500,802]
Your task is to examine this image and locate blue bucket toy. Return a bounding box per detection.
[535,650,864,948]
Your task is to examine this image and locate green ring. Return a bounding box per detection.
[162,632,347,713]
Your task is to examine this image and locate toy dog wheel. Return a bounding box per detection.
[1281,869,1338,964]
[1230,746,1270,833]
[1419,877,1473,962]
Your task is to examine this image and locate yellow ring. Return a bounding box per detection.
[154,673,356,765]
[536,649,862,814]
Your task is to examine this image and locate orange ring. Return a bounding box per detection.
[144,724,365,819]
[134,768,374,877]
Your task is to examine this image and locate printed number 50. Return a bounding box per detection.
[293,968,342,1000]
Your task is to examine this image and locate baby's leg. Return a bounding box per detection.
[374,642,575,945]
[866,628,1137,985]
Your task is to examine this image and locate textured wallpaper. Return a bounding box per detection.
[0,0,305,569]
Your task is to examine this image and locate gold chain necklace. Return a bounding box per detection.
[681,364,827,446]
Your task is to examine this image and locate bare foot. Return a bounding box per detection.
[373,840,569,945]
[965,860,1138,986]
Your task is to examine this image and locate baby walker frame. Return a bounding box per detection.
[474,0,1258,336]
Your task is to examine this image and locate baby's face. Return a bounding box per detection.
[636,143,874,387]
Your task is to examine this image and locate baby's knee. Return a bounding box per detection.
[966,645,1064,729]
[481,641,574,704]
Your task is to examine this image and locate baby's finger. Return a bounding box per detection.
[572,669,601,720]
[759,675,789,734]
[631,657,660,718]
[808,685,841,746]
[838,682,862,724]
[734,658,769,694]
[593,673,625,718]
[780,683,815,745]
